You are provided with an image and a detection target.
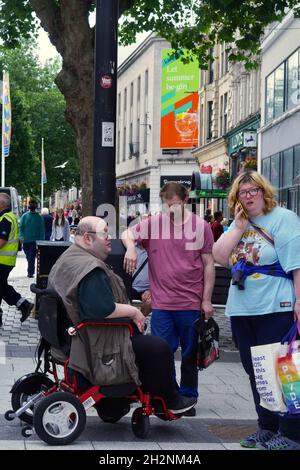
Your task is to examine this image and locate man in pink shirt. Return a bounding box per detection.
[122,183,215,414]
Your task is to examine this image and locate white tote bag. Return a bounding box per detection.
[251,342,287,413]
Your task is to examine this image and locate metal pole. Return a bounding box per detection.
[41,138,44,209]
[92,0,118,215]
[1,72,5,187]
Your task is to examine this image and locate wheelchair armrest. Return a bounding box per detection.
[70,318,138,336]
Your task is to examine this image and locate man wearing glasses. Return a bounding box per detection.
[47,216,196,416]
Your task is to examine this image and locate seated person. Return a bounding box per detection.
[47,216,196,414]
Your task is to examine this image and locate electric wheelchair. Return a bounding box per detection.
[5,284,182,445]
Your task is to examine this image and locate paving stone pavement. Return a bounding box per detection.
[0,252,257,451]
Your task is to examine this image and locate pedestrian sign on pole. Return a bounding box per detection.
[101,122,114,147]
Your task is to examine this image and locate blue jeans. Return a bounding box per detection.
[231,312,300,441]
[151,309,200,398]
[22,242,37,276]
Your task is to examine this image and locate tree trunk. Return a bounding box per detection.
[30,0,95,215]
[29,0,135,215]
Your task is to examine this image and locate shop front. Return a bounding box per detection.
[227,116,260,180]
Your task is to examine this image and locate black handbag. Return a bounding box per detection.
[194,316,220,370]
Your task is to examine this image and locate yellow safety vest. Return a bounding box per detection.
[0,211,19,266]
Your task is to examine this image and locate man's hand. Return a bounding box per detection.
[123,247,137,274]
[294,302,300,322]
[132,307,146,332]
[141,290,151,305]
[201,300,214,320]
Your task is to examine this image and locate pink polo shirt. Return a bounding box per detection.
[130,212,214,310]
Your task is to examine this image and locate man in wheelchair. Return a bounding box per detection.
[47,216,196,416]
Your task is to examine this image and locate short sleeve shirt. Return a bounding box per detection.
[130,212,214,310]
[225,206,300,317]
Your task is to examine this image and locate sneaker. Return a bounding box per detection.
[256,433,300,450]
[19,300,34,323]
[168,396,197,415]
[183,406,196,417]
[240,429,276,449]
[27,274,34,278]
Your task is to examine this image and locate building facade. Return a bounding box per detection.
[116,34,199,215]
[258,12,300,216]
[192,44,261,216]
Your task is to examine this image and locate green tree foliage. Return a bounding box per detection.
[0,41,79,200]
[1,0,299,210]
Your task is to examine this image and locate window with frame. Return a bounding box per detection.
[208,49,214,84]
[123,127,126,161]
[117,131,120,164]
[130,82,134,107]
[266,73,275,123]
[137,76,141,102]
[270,153,280,188]
[282,147,294,188]
[294,144,300,178]
[118,93,121,116]
[223,93,228,134]
[287,50,299,110]
[274,63,285,119]
[207,101,213,140]
[262,157,271,181]
[124,88,127,112]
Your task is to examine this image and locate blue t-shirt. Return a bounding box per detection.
[225,206,300,317]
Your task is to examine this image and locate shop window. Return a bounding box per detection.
[294,144,300,178]
[282,148,293,188]
[270,153,280,188]
[262,157,271,181]
[287,50,299,110]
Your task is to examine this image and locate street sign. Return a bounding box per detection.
[101,122,114,147]
[189,189,228,198]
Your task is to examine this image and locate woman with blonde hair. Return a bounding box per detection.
[213,171,300,451]
[50,208,70,241]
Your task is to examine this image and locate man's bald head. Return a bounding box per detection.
[75,216,111,260]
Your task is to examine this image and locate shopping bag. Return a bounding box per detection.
[251,341,287,413]
[195,316,220,370]
[277,322,300,414]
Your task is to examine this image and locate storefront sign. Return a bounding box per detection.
[160,175,192,188]
[126,189,150,205]
[243,130,257,148]
[160,49,199,149]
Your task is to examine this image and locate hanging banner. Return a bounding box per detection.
[42,158,47,184]
[2,72,11,158]
[160,50,199,149]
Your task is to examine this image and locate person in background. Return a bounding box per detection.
[211,211,224,242]
[204,208,212,224]
[41,208,53,241]
[221,217,229,232]
[131,244,151,318]
[19,199,45,278]
[50,208,70,242]
[213,171,300,451]
[0,193,34,327]
[122,182,215,416]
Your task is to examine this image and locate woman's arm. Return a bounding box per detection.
[293,268,300,322]
[212,207,249,266]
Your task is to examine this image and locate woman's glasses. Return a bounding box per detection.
[238,187,261,199]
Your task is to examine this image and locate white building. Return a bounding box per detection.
[259,12,300,215]
[116,34,199,214]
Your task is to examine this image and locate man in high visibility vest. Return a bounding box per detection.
[0,193,33,327]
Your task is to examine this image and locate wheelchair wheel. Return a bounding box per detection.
[131,407,150,439]
[11,374,54,424]
[96,397,131,423]
[33,391,86,446]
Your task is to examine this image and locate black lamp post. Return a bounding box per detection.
[92,0,119,216]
